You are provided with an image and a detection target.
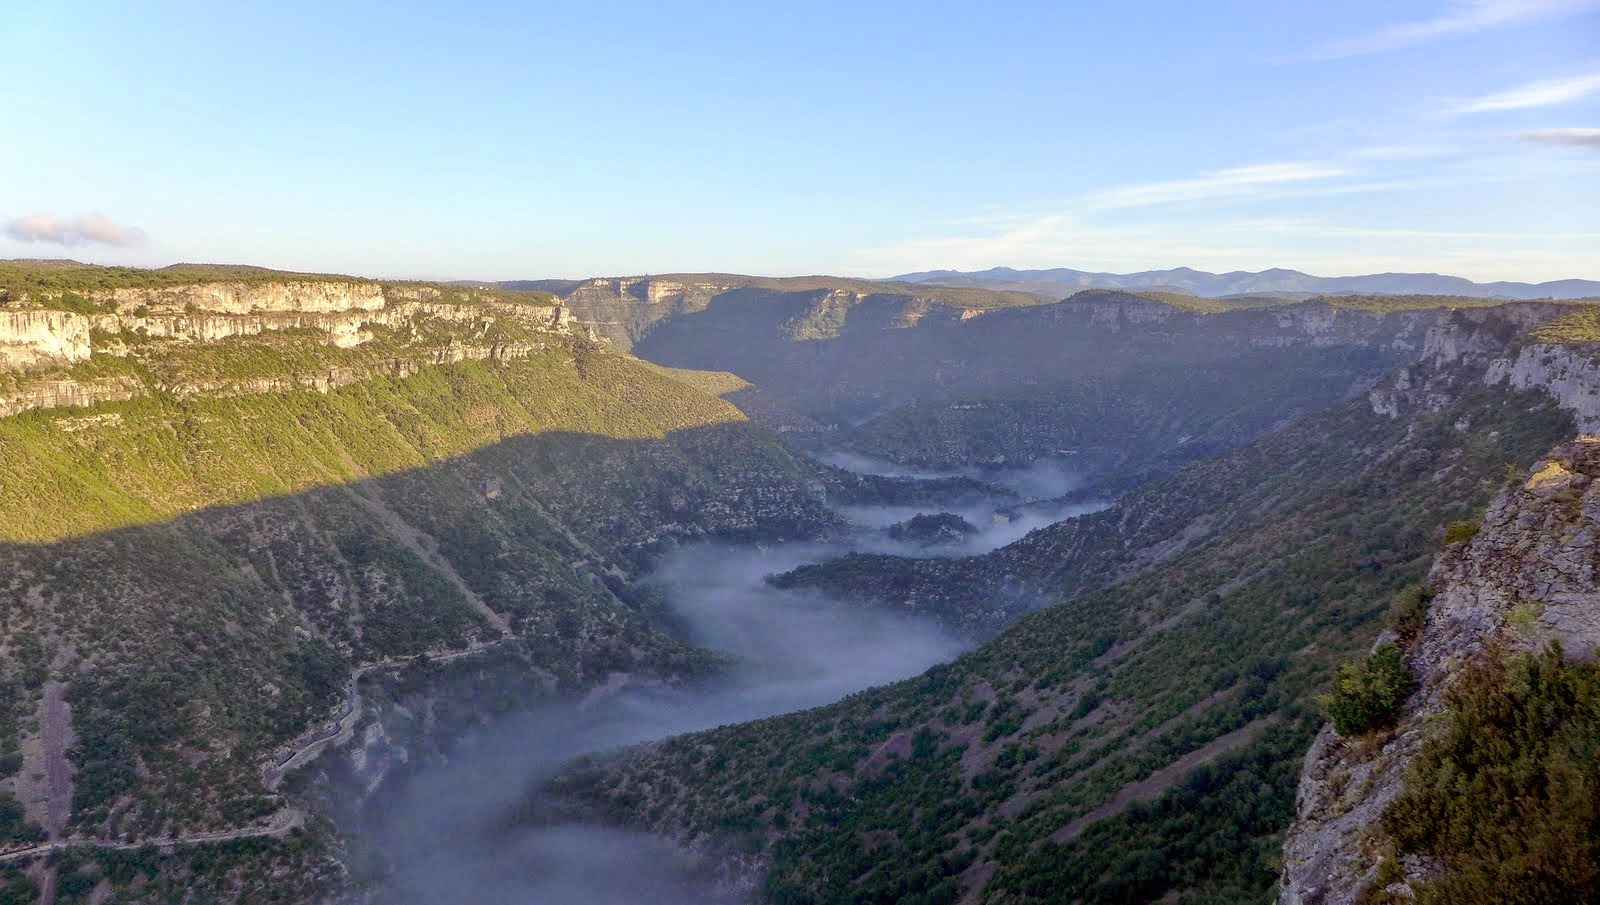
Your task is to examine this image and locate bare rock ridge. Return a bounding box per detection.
[1278,437,1600,903]
[0,279,581,417]
[1367,303,1600,431]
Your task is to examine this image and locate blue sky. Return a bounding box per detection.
[2,0,1597,281]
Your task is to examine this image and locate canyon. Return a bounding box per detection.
[1,261,1598,903]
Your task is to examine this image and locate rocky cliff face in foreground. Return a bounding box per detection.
[1278,436,1600,903]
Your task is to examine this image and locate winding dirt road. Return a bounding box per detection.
[2,642,507,867]
[0,807,304,864]
[262,639,510,789]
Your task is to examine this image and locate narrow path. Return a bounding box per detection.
[261,639,509,789]
[39,683,73,842]
[1049,717,1274,843]
[0,641,510,866]
[349,487,513,636]
[0,808,304,864]
[35,863,54,905]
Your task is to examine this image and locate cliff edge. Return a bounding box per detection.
[1279,436,1600,903]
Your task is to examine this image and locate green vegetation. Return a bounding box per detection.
[551,376,1574,904]
[1374,645,1600,904]
[886,512,977,546]
[1442,518,1481,544]
[44,828,342,905]
[1068,287,1243,313]
[0,864,36,905]
[0,314,842,902]
[0,793,43,843]
[0,260,359,294]
[0,259,555,310]
[1530,306,1600,343]
[1385,585,1433,641]
[842,346,1398,473]
[1316,294,1529,313]
[0,337,749,543]
[1320,643,1416,736]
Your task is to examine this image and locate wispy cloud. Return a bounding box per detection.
[1518,126,1600,148]
[1348,143,1461,160]
[1448,70,1600,113]
[1303,1,1600,61]
[1084,162,1349,210]
[846,146,1597,282]
[4,212,147,247]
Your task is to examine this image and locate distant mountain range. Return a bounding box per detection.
[888,266,1600,300]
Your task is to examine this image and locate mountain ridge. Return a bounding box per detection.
[888,265,1600,300]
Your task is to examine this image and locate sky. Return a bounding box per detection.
[1,0,1597,282]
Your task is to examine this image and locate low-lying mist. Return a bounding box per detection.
[362,449,1103,903]
[818,449,1085,500]
[823,451,1105,554]
[367,543,964,904]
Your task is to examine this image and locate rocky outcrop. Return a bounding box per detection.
[98,279,390,315]
[1486,343,1600,432]
[1362,303,1600,429]
[1278,436,1600,904]
[0,377,144,418]
[558,277,734,348]
[86,298,567,350]
[1064,295,1439,350]
[0,310,92,370]
[3,279,572,367]
[0,280,578,416]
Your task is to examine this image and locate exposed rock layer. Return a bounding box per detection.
[1278,436,1600,903]
[0,281,577,417]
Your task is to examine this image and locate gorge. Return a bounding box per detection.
[1,260,1598,904]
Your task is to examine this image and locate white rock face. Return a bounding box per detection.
[0,310,92,370]
[0,281,573,416]
[100,280,387,315]
[1486,344,1600,433]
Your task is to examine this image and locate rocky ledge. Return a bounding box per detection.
[1278,436,1600,904]
[0,280,585,416]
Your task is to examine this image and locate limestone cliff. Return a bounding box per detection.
[1278,437,1600,903]
[0,310,93,370]
[0,277,579,417]
[1369,302,1600,431]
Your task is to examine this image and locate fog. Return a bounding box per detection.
[364,450,1100,903]
[823,451,1105,554]
[816,450,1086,500]
[369,542,964,904]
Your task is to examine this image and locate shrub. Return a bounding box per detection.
[1381,645,1600,904]
[1386,585,1433,641]
[1443,519,1481,545]
[1321,643,1416,736]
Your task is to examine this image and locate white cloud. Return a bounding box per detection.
[1449,71,1600,114]
[1518,126,1600,148]
[5,212,146,247]
[1084,162,1349,210]
[1304,0,1600,60]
